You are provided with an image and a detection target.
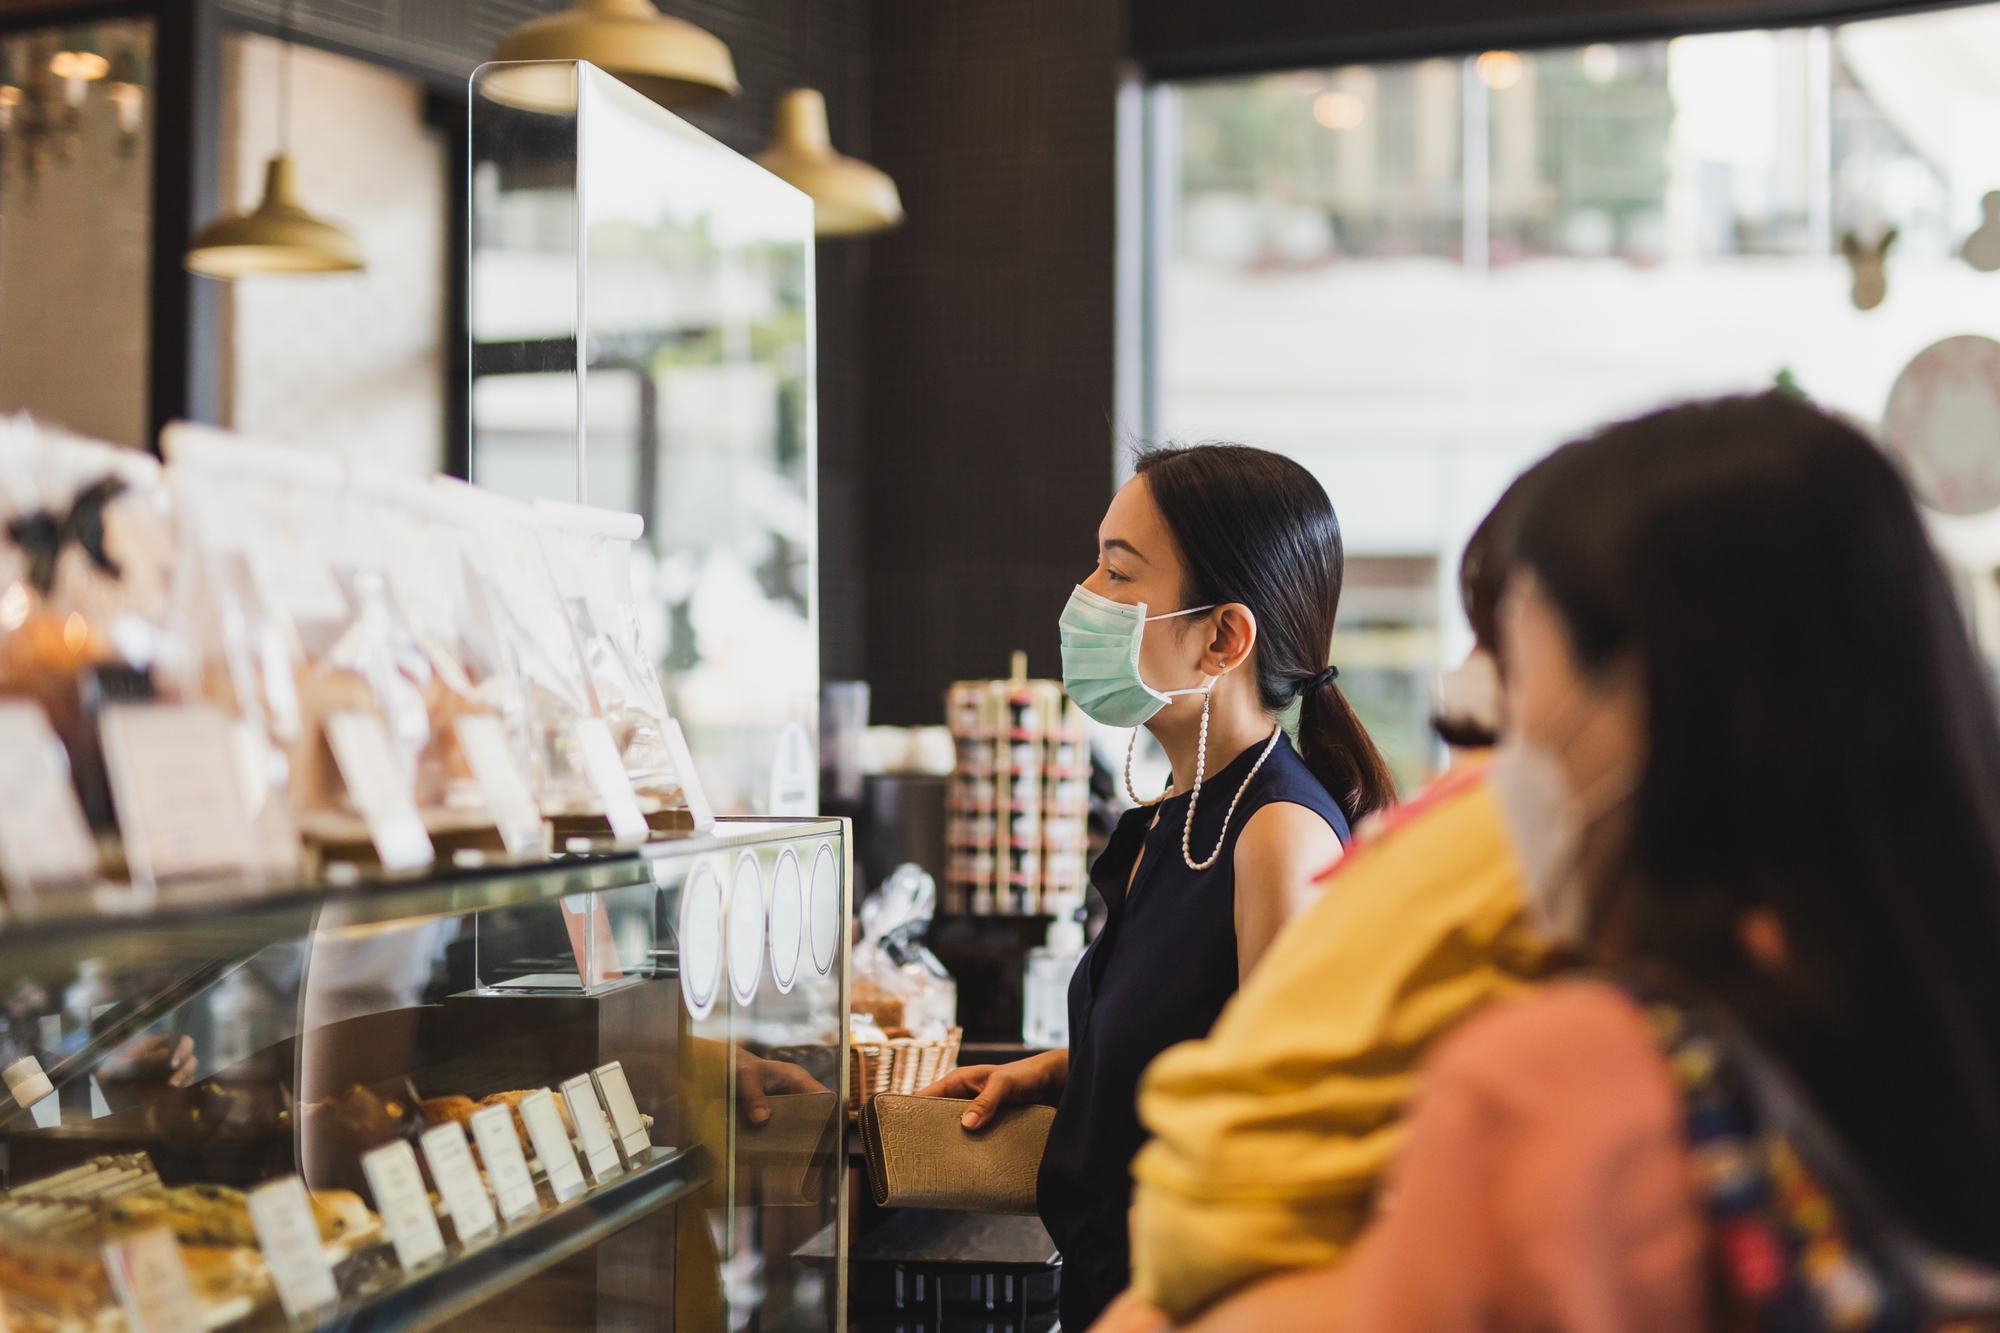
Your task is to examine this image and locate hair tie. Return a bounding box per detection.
[1307,665,1339,693]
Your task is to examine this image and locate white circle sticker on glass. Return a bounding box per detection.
[728,853,766,1006]
[809,841,839,976]
[769,847,804,993]
[678,860,723,1019]
[1884,335,2000,515]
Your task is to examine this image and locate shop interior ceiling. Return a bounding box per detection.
[1129,0,1984,78]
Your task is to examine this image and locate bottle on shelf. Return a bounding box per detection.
[1022,902,1086,1049]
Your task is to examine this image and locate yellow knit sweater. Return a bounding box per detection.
[1127,766,1547,1320]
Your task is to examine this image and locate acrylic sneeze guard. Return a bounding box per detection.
[468,60,821,825]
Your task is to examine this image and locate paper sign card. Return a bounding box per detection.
[421,1122,499,1244]
[246,1177,339,1320]
[325,712,434,872]
[453,715,547,858]
[572,717,648,844]
[102,1229,204,1333]
[767,719,816,818]
[661,718,715,832]
[518,1089,587,1203]
[592,1062,651,1162]
[469,1103,540,1223]
[559,1074,624,1184]
[100,704,262,889]
[560,893,624,989]
[0,703,99,902]
[361,1140,446,1269]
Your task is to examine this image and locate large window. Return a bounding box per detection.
[1139,4,2000,788]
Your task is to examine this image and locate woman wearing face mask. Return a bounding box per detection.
[1093,466,1552,1332]
[920,443,1397,1332]
[1180,392,2000,1333]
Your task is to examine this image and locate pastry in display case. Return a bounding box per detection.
[0,821,852,1333]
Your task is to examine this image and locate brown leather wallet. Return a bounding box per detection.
[740,1090,842,1206]
[860,1093,1055,1214]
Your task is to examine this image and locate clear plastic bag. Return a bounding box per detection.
[853,863,957,1037]
[163,426,423,870]
[532,499,684,813]
[427,479,605,824]
[0,415,178,837]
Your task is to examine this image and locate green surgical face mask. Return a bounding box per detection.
[1058,584,1214,728]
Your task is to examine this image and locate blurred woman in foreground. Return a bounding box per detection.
[1186,393,2000,1332]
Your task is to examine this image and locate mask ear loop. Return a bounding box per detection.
[1120,605,1218,806]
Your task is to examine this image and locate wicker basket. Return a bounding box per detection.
[848,1027,963,1116]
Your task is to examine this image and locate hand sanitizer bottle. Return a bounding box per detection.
[1023,907,1086,1049]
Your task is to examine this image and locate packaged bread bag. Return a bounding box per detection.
[533,498,690,829]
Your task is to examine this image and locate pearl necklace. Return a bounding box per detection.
[1124,688,1286,872]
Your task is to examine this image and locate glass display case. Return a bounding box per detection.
[466,59,820,823]
[0,821,852,1333]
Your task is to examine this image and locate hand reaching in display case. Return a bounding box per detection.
[98,1033,198,1088]
[730,1044,828,1126]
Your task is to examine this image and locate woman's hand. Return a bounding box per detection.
[1089,1290,1173,1333]
[917,1049,1068,1129]
[732,1046,828,1125]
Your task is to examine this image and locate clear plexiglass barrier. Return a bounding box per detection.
[468,60,821,827]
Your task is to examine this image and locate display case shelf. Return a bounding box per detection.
[312,1144,710,1333]
[0,818,844,983]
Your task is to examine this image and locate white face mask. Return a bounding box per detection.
[1488,739,1592,946]
[1487,702,1639,949]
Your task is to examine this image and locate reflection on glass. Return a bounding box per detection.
[471,61,818,819]
[0,19,153,447]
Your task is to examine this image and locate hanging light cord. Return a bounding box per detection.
[277,0,292,155]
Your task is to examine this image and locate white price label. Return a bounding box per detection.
[454,715,548,858]
[246,1177,339,1320]
[325,712,434,872]
[421,1121,499,1244]
[518,1089,588,1203]
[573,718,648,844]
[0,703,98,900]
[469,1103,540,1223]
[361,1140,446,1269]
[102,1230,204,1333]
[767,719,815,817]
[100,705,262,889]
[592,1062,651,1162]
[559,1074,624,1184]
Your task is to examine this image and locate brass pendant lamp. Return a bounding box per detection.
[754,89,902,237]
[487,0,737,112]
[185,0,360,277]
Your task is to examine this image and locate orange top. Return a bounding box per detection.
[1342,979,1706,1333]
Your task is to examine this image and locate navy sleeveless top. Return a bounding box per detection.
[1037,730,1349,1331]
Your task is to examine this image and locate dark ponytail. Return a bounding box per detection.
[1134,443,1398,827]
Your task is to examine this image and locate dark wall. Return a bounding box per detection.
[862,0,1122,724]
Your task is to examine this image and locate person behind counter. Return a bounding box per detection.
[921,443,1398,1331]
[1186,392,2000,1332]
[1096,466,1554,1330]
